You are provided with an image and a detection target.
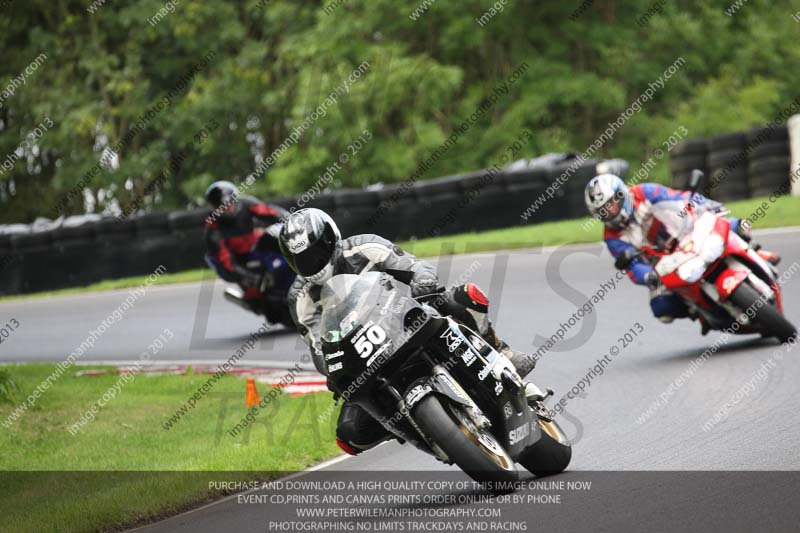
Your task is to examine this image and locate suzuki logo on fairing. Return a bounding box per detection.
[440,329,463,352]
[508,423,530,445]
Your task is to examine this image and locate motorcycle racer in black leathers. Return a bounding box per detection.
[203,180,301,326]
[279,208,540,455]
[204,181,288,288]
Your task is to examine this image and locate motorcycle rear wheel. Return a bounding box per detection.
[729,282,797,343]
[413,395,518,491]
[518,417,572,477]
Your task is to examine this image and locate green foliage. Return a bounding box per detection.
[1,0,798,222]
[0,367,18,404]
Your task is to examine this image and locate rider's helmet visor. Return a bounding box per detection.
[599,195,623,222]
[294,238,334,278]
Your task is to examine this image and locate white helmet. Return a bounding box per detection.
[584,174,633,229]
[279,208,341,285]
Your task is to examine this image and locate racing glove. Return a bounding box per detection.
[643,270,662,290]
[410,272,439,298]
[694,198,724,215]
[735,221,752,242]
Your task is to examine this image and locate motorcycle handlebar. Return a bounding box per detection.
[413,287,447,303]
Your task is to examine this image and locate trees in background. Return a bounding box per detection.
[1,0,796,222]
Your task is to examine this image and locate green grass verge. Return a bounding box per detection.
[0,268,209,303]
[5,195,800,302]
[401,194,800,257]
[0,363,341,532]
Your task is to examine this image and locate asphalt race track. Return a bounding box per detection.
[4,228,800,531]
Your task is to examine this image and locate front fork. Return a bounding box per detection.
[701,258,777,325]
[379,360,491,464]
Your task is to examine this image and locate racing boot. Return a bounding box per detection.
[442,283,540,401]
[738,222,781,265]
[483,323,546,408]
[756,248,781,266]
[500,345,537,378]
[439,283,537,376]
[484,322,536,377]
[335,403,394,455]
[522,381,553,407]
[509,352,547,406]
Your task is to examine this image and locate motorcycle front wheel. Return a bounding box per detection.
[413,395,518,491]
[518,417,572,477]
[729,282,797,343]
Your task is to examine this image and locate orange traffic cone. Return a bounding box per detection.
[245,377,260,407]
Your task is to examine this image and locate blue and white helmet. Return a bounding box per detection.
[584,174,633,229]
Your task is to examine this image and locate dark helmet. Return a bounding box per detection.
[205,180,239,210]
[279,208,341,284]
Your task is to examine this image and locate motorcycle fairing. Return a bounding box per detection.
[319,272,544,462]
[424,318,542,456]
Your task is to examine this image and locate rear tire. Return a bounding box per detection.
[518,417,572,477]
[413,395,518,490]
[729,282,797,343]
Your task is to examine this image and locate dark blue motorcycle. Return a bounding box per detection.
[206,233,297,329]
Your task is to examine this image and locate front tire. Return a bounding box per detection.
[729,282,797,343]
[413,395,518,489]
[518,417,572,477]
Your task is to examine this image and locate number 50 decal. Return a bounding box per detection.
[353,325,387,358]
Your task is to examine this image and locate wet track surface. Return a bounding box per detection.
[3,229,800,531]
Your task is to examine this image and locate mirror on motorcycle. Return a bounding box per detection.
[688,169,704,195]
[614,248,638,271]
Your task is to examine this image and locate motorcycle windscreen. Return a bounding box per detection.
[650,202,695,244]
[320,272,420,374]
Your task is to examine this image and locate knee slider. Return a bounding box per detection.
[336,403,389,452]
[650,294,687,320]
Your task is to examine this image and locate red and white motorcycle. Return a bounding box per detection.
[619,171,796,342]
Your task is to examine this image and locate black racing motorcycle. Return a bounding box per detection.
[320,272,572,488]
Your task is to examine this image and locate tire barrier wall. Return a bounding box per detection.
[670,123,793,202]
[0,155,615,296]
